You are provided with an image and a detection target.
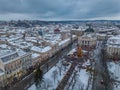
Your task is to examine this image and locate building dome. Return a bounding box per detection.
[85,24,94,33]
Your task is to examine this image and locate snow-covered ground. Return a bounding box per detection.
[72,69,90,90]
[107,62,120,81]
[64,60,91,90]
[28,59,71,90]
[107,61,120,90]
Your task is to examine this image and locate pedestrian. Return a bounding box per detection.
[100,80,104,85]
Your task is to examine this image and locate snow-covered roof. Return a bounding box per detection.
[44,34,61,42]
[0,52,19,64]
[96,33,106,36]
[80,34,96,40]
[72,35,77,38]
[0,47,28,64]
[109,35,120,40]
[25,37,36,41]
[31,46,52,53]
[7,34,23,42]
[9,39,33,49]
[99,28,117,32]
[107,35,120,47]
[32,53,40,59]
[107,45,120,48]
[0,70,4,76]
[59,38,70,46]
[17,49,27,56]
[72,28,86,31]
[0,49,15,58]
[0,44,8,49]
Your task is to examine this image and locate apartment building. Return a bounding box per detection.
[107,35,120,58]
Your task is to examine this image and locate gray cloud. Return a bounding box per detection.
[0,0,120,20]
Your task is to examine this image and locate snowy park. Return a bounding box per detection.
[28,58,71,90]
[64,59,92,90]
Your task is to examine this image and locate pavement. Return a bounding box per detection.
[93,45,105,90]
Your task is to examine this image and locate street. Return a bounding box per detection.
[93,45,105,90]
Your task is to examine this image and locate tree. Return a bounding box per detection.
[52,70,58,84]
[41,78,53,90]
[34,68,43,86]
[58,65,62,76]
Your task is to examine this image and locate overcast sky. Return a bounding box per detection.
[0,0,120,20]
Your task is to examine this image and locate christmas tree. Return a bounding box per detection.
[77,47,82,57]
